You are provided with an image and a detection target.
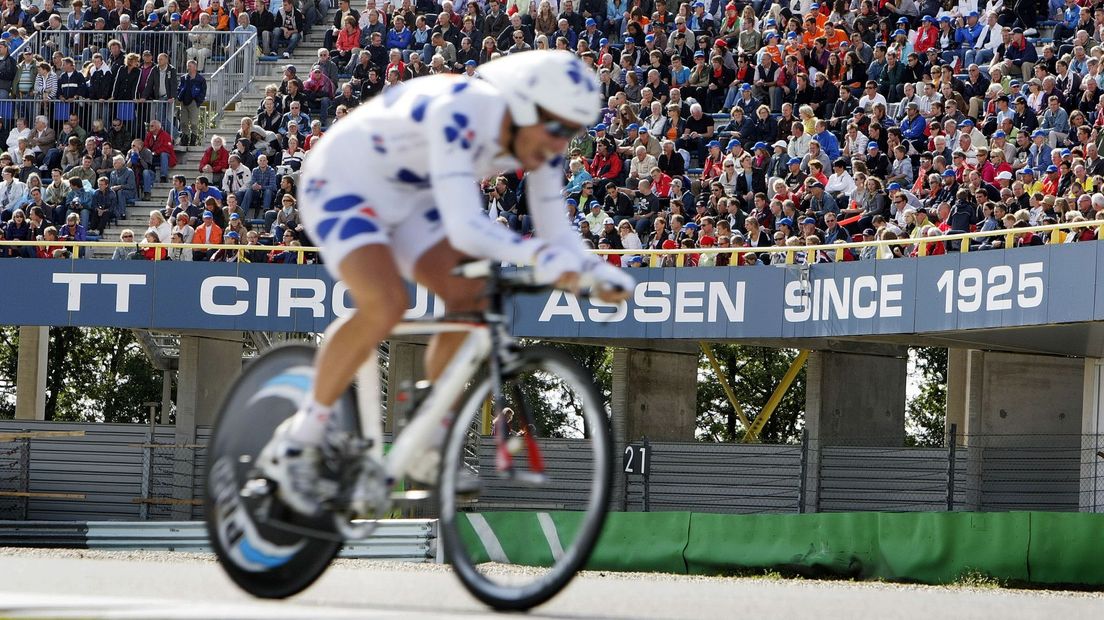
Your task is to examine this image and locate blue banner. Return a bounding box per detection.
[0,244,1096,339]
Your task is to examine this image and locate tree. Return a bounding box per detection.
[906,347,947,447]
[507,341,613,438]
[697,345,806,444]
[0,327,166,424]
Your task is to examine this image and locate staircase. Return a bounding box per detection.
[92,15,337,257]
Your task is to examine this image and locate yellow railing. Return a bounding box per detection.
[1,219,1101,266]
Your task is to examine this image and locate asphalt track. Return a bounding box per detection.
[1,550,1103,619]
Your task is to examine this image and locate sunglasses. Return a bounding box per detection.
[540,117,583,139]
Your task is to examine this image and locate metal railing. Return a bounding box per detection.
[23,30,253,76]
[0,519,439,560]
[3,217,1103,265]
[0,98,175,147]
[206,33,258,128]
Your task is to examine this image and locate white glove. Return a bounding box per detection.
[583,260,636,296]
[533,244,586,285]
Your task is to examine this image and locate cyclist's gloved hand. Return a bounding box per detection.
[534,244,586,287]
[583,260,635,303]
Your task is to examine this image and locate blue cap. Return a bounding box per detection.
[585,18,596,26]
[566,198,578,205]
[922,15,935,22]
[874,41,887,48]
[993,131,1006,138]
[589,200,602,208]
[801,216,816,225]
[229,213,240,220]
[786,31,798,39]
[170,12,181,20]
[893,29,906,37]
[707,140,720,148]
[765,31,779,41]
[464,59,477,66]
[779,217,794,228]
[1046,164,1059,173]
[644,34,655,42]
[787,157,801,165]
[1020,168,1035,175]
[202,210,213,218]
[766,19,777,26]
[939,15,951,22]
[1061,148,1072,156]
[1010,79,1022,87]
[961,119,974,126]
[226,231,239,239]
[740,83,751,91]
[693,50,705,58]
[897,17,909,23]
[942,169,957,177]
[624,36,635,44]
[599,37,608,46]
[693,1,705,6]
[968,10,979,17]
[684,222,699,229]
[594,123,607,131]
[1032,129,1047,138]
[147,13,158,21]
[810,2,819,7]
[887,182,902,191]
[753,141,768,150]
[728,141,742,151]
[867,142,879,150]
[627,123,640,131]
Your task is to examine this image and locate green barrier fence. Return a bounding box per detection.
[456,511,1104,586]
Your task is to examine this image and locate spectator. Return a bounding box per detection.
[58,211,87,243]
[200,135,230,185]
[186,12,217,71]
[191,209,221,259]
[251,4,277,56]
[111,229,136,260]
[144,116,176,180]
[177,59,206,146]
[274,0,304,59]
[89,176,115,235]
[109,155,137,220]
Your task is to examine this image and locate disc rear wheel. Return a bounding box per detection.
[204,344,359,599]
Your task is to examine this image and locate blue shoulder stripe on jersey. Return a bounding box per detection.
[394,168,431,188]
[410,95,431,122]
[425,208,440,222]
[322,195,364,212]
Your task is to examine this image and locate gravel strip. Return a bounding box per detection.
[2,547,1101,600]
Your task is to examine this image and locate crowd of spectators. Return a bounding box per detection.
[9,0,1104,267]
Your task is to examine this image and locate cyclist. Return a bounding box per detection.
[260,50,635,516]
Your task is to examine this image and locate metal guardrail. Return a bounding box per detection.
[22,30,253,77]
[0,519,438,561]
[207,33,258,126]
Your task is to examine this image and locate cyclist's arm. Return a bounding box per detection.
[427,113,544,266]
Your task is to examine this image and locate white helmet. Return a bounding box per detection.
[478,50,601,127]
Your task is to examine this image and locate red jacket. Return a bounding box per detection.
[144,129,177,167]
[200,146,229,174]
[587,152,622,180]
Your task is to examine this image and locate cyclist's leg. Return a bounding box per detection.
[411,239,487,381]
[312,244,408,406]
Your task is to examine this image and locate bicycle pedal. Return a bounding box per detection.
[501,470,548,486]
[390,489,433,503]
[240,477,274,498]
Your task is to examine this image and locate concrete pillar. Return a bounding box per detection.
[963,350,1084,512]
[384,341,427,434]
[945,348,968,445]
[610,348,698,443]
[15,326,48,421]
[610,348,698,512]
[803,347,908,513]
[173,331,243,519]
[160,370,173,425]
[1081,359,1104,513]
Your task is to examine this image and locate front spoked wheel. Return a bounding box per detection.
[438,346,612,611]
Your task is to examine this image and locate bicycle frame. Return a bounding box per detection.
[357,320,494,486]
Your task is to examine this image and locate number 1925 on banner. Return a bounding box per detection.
[935,262,1044,314]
